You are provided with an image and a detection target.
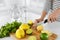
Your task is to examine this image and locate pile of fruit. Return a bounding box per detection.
[15,20,54,40]
[16,20,33,39]
[0,20,33,38]
[0,20,57,40]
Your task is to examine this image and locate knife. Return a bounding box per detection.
[37,19,48,25]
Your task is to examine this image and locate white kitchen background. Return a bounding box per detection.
[0,0,46,26]
[0,0,60,40]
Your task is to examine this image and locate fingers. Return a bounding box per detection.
[36,19,39,23]
[36,18,43,23]
[36,19,42,23]
[48,15,51,23]
[52,17,56,22]
[48,17,54,23]
[32,23,37,30]
[51,17,54,23]
[48,15,57,23]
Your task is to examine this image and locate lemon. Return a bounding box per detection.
[16,29,25,38]
[37,25,43,32]
[19,23,30,30]
[28,20,33,25]
[16,34,21,38]
[41,30,52,36]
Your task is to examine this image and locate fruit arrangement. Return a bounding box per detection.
[0,20,57,40]
[15,20,57,40]
[15,22,33,38]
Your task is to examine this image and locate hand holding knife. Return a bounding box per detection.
[32,19,48,29]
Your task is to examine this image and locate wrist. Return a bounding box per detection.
[55,8,60,14]
[40,16,44,20]
[38,17,44,21]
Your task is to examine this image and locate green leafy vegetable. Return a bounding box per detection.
[0,20,22,38]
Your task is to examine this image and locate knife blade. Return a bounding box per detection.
[37,19,48,25]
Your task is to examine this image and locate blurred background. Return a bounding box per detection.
[0,0,60,40]
[0,0,45,26]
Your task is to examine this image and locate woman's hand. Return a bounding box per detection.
[32,10,47,29]
[48,13,58,22]
[34,18,44,23]
[32,18,44,30]
[48,9,60,23]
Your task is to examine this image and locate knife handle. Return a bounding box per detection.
[44,19,48,23]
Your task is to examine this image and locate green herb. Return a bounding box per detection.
[0,20,22,38]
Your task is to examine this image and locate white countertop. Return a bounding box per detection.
[0,11,60,40]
